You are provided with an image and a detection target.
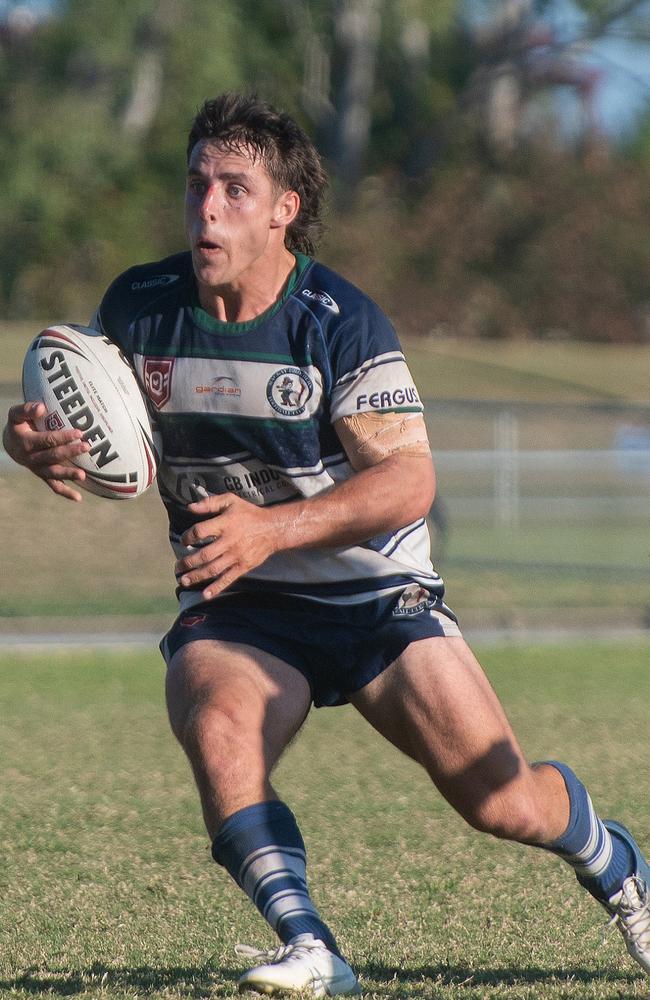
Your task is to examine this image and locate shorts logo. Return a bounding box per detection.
[393,584,433,617]
[45,411,65,431]
[267,367,313,416]
[144,357,175,409]
[301,288,340,314]
[180,613,208,627]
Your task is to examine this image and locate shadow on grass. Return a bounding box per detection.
[2,961,644,998]
[358,961,643,994]
[0,961,238,997]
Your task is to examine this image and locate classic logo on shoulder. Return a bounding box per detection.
[131,274,179,291]
[144,357,175,409]
[301,288,340,314]
[266,367,313,416]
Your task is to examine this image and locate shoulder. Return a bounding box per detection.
[293,259,394,334]
[96,252,193,341]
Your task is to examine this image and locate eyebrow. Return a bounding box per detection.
[186,167,253,185]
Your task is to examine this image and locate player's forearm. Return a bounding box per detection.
[266,452,435,555]
[177,453,436,599]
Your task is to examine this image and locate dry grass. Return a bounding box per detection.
[1,643,649,998]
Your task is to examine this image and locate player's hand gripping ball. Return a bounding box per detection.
[22,324,159,499]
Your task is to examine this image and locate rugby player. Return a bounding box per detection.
[4,92,650,996]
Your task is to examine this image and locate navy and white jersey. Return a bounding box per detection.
[94,250,444,611]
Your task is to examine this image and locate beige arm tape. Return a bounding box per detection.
[335,411,431,471]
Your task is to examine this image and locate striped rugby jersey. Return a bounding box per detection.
[94,250,444,610]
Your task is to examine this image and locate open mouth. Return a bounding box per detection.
[196,239,221,251]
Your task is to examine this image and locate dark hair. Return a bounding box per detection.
[187,93,327,255]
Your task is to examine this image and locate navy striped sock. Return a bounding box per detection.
[212,800,341,955]
[542,761,634,901]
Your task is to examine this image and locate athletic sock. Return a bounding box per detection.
[212,799,341,955]
[541,760,634,902]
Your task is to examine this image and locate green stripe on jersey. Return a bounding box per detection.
[134,344,312,364]
[161,412,318,431]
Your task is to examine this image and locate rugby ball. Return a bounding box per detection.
[22,324,159,499]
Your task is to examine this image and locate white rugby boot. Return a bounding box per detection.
[236,933,361,996]
[603,820,650,974]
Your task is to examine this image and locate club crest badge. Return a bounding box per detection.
[144,357,174,409]
[392,584,433,617]
[266,367,313,416]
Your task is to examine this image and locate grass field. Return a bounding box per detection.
[1,642,650,999]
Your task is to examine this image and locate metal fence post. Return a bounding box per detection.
[494,409,520,528]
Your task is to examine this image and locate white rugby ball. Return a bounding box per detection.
[22,324,158,499]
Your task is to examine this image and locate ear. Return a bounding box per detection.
[270,190,300,229]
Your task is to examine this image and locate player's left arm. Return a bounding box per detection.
[176,411,435,599]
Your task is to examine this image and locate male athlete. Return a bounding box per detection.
[4,93,650,996]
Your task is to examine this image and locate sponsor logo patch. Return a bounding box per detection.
[194,376,242,397]
[144,357,175,409]
[131,274,179,291]
[180,613,208,627]
[266,367,313,416]
[392,584,434,617]
[356,387,420,410]
[301,288,340,314]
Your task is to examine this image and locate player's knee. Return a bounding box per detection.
[178,697,253,763]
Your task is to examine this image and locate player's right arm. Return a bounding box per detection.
[2,400,90,502]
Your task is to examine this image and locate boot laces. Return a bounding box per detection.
[607,876,650,951]
[235,935,323,966]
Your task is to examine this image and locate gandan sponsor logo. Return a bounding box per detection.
[266,367,314,416]
[301,288,340,314]
[38,350,118,468]
[131,274,179,291]
[194,376,242,397]
[356,387,420,409]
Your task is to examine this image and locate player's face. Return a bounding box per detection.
[185,141,291,296]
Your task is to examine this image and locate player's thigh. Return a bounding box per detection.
[348,636,529,809]
[166,638,312,767]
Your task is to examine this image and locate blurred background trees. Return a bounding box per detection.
[0,0,648,340]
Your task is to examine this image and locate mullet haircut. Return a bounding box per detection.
[187,93,327,256]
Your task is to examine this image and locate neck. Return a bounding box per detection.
[197,247,297,322]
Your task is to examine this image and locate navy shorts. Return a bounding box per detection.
[160,586,461,708]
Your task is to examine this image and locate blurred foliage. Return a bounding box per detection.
[328,150,650,343]
[0,0,648,340]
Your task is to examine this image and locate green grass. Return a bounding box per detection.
[1,643,650,998]
[401,335,650,406]
[434,523,650,622]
